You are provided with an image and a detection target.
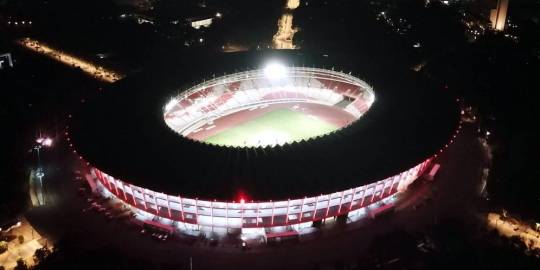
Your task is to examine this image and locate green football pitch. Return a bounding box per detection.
[204,108,338,147]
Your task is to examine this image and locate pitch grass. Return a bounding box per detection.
[204,108,338,147]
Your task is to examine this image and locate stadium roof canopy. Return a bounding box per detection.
[69,50,459,201]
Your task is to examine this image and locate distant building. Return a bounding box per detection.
[189,17,213,29]
[490,0,509,31]
[0,53,13,70]
[118,13,155,25]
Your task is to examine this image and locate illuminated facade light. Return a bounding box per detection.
[89,157,433,230]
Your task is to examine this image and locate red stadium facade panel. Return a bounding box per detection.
[89,158,432,229]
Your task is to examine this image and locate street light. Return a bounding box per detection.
[42,138,53,147]
[34,136,53,169]
[34,136,53,204]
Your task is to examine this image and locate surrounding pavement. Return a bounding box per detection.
[0,217,49,269]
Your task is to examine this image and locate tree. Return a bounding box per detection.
[0,240,7,254]
[14,258,28,270]
[533,248,540,259]
[33,246,52,265]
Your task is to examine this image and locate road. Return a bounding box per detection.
[487,213,540,250]
[17,38,123,83]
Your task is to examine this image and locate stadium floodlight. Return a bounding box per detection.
[264,62,287,80]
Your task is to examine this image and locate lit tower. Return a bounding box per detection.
[490,0,509,31]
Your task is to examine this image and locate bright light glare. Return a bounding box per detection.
[36,137,53,147]
[42,138,53,147]
[264,62,287,80]
[165,98,177,111]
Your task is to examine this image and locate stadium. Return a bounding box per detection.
[68,51,461,239]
